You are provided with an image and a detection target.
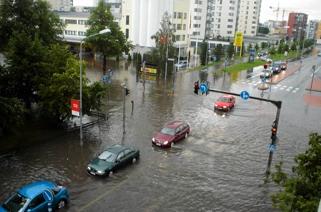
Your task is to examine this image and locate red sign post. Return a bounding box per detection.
[71,99,80,116]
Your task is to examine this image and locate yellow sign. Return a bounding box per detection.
[141,67,157,75]
[234,32,243,47]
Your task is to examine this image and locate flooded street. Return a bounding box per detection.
[1,56,320,211]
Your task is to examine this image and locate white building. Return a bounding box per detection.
[306,20,318,40]
[120,0,175,50]
[56,12,90,43]
[46,0,73,11]
[236,0,261,37]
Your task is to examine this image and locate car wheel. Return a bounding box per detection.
[57,199,67,209]
[185,133,188,138]
[132,157,137,164]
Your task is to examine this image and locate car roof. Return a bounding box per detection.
[164,120,185,129]
[221,95,234,99]
[106,144,129,154]
[18,181,56,199]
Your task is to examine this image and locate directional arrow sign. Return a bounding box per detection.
[200,83,208,94]
[240,90,250,100]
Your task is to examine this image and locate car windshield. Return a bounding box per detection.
[160,127,175,136]
[2,192,27,212]
[98,151,116,162]
[218,97,229,102]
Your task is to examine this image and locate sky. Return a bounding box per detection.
[260,0,321,23]
[74,0,321,23]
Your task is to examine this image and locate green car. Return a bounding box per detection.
[87,144,140,177]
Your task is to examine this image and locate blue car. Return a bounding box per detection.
[0,181,69,212]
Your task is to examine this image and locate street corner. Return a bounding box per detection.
[304,93,321,108]
[306,78,321,92]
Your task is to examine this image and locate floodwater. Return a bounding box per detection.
[1,57,320,212]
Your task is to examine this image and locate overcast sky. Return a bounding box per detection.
[260,0,321,23]
[74,0,321,23]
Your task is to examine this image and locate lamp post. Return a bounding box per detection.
[79,28,110,142]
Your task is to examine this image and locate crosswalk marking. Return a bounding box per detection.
[237,80,300,94]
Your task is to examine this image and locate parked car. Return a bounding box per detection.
[0,181,69,212]
[175,60,188,69]
[318,52,321,57]
[260,69,273,79]
[87,144,140,177]
[152,120,190,148]
[270,62,282,74]
[214,95,236,111]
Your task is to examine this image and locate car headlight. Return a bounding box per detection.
[214,104,218,107]
[164,141,168,145]
[87,166,91,170]
[97,170,105,175]
[223,106,227,108]
[152,137,155,142]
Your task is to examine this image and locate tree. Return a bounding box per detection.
[269,46,276,55]
[86,0,131,74]
[0,0,63,51]
[0,97,25,134]
[214,44,223,61]
[272,133,321,212]
[227,43,234,59]
[151,12,176,77]
[254,43,260,52]
[290,42,297,51]
[261,42,268,50]
[278,43,284,54]
[200,41,208,65]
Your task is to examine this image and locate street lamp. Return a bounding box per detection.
[79,28,111,141]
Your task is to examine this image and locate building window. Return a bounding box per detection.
[175,35,180,41]
[177,24,182,30]
[78,20,87,25]
[228,19,233,22]
[65,19,77,24]
[173,24,176,30]
[78,31,85,36]
[251,31,255,34]
[126,29,129,39]
[174,12,177,18]
[126,15,129,25]
[182,35,185,41]
[194,16,201,20]
[227,25,233,28]
[184,13,187,19]
[229,13,234,16]
[178,12,183,19]
[227,31,232,34]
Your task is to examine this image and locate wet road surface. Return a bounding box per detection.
[1,54,321,212]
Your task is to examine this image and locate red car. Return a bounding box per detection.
[152,121,190,148]
[214,95,236,111]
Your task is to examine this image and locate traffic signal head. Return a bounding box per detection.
[264,64,268,69]
[125,88,130,96]
[271,127,277,140]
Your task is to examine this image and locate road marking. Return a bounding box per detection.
[280,87,285,90]
[292,88,300,93]
[78,178,129,211]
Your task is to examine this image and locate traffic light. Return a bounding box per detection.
[194,81,199,94]
[125,88,130,96]
[264,64,268,69]
[271,127,277,140]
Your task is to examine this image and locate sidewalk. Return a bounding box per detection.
[304,77,321,108]
[306,77,321,92]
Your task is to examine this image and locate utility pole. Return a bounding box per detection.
[122,83,126,134]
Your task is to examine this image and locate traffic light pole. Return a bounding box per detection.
[123,86,126,134]
[207,88,282,178]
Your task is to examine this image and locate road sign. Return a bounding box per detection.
[234,32,243,47]
[200,83,208,94]
[268,144,276,152]
[102,75,111,84]
[71,99,80,116]
[240,91,250,100]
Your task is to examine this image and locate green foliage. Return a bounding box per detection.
[86,0,132,73]
[261,42,268,49]
[278,43,284,54]
[0,0,63,50]
[150,12,176,76]
[200,41,208,65]
[272,133,321,212]
[290,42,297,51]
[254,43,259,52]
[127,54,132,61]
[269,46,276,55]
[214,44,223,62]
[0,97,25,133]
[227,43,234,59]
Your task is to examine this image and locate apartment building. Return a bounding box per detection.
[315,22,321,40]
[306,20,318,40]
[287,12,308,40]
[236,0,261,37]
[47,0,73,11]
